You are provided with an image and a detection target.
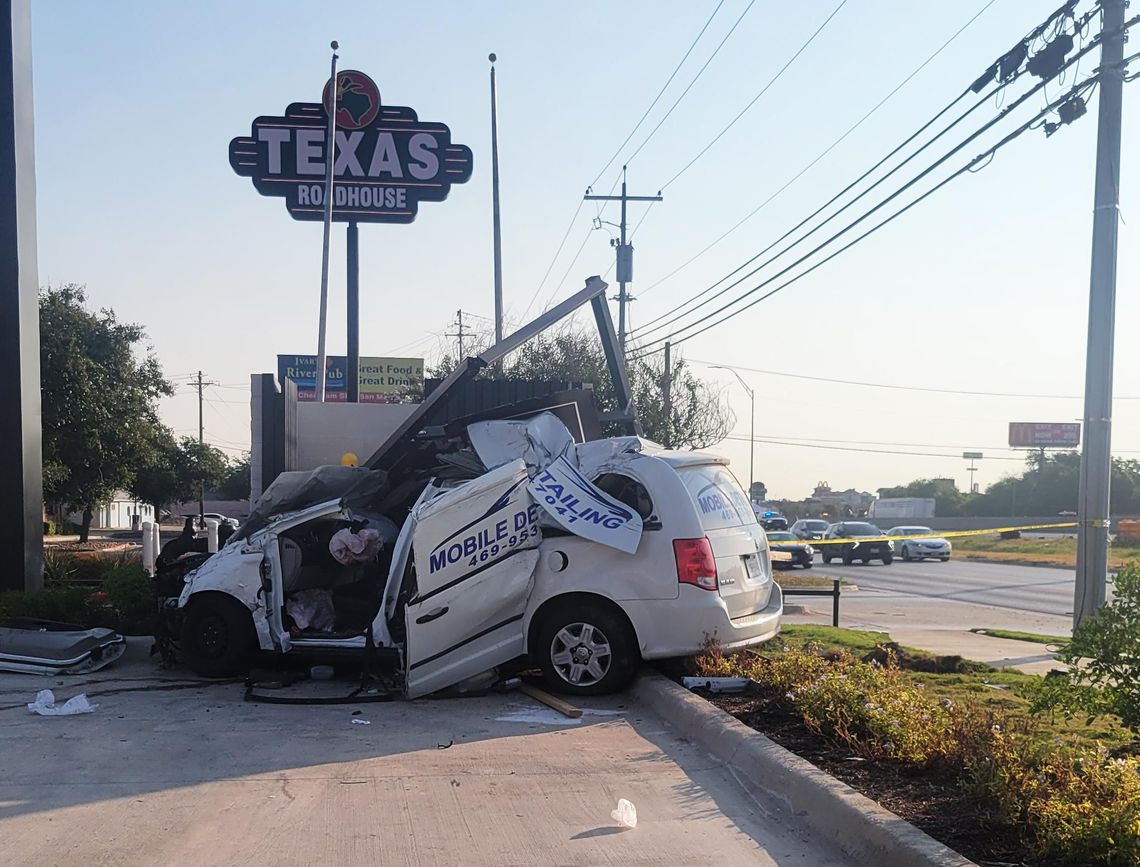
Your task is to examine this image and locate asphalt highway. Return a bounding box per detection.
[811,557,1078,618]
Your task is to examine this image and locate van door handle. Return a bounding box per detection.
[415,606,449,625]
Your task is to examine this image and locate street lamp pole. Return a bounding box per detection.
[712,365,755,495]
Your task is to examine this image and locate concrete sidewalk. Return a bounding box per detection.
[0,648,850,866]
[786,588,1070,675]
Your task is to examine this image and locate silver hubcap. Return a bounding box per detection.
[550,621,612,686]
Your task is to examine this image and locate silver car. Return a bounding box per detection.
[887,526,951,562]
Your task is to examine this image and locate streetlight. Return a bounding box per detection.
[711,365,755,497]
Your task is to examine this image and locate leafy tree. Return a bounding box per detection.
[130,433,231,521]
[429,323,734,449]
[961,452,1140,517]
[216,452,251,501]
[40,284,173,541]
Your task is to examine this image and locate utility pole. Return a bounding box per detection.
[662,341,673,449]
[583,166,661,355]
[489,54,504,369]
[1075,0,1127,628]
[194,371,216,529]
[447,309,469,359]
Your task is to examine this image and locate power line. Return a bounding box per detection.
[721,434,1026,461]
[621,0,758,168]
[589,0,726,188]
[631,29,1110,355]
[687,358,1140,400]
[658,0,850,191]
[520,198,585,322]
[637,0,1000,299]
[633,3,1085,338]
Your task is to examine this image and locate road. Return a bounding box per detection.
[0,641,850,867]
[811,557,1077,618]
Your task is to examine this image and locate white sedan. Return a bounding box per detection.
[887,526,952,562]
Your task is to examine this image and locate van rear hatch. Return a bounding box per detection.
[677,464,772,618]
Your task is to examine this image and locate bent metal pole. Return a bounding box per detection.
[315,41,339,403]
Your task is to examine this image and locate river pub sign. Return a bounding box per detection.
[229,70,473,223]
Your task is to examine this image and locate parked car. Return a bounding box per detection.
[765,530,813,569]
[161,421,782,699]
[790,518,829,542]
[180,513,240,531]
[887,526,952,562]
[820,522,894,565]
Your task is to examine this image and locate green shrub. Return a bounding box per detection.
[102,561,154,634]
[43,519,57,536]
[988,734,1140,865]
[42,549,78,585]
[1034,562,1140,732]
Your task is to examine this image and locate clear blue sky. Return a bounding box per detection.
[32,1,1140,498]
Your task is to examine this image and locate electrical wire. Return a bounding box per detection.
[519,198,585,322]
[720,434,1026,461]
[631,62,1110,356]
[630,23,1117,355]
[659,0,850,191]
[687,358,1140,400]
[621,0,759,168]
[588,0,726,189]
[634,2,1089,337]
[637,0,1000,299]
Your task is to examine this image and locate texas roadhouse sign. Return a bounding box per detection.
[229,70,473,223]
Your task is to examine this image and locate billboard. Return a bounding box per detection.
[358,357,424,403]
[278,354,423,403]
[229,70,473,224]
[1008,422,1081,448]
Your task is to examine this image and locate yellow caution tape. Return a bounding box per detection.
[770,521,1079,547]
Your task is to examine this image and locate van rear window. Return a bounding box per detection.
[679,465,755,531]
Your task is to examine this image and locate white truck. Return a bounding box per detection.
[869,497,936,520]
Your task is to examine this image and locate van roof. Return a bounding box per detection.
[644,445,730,470]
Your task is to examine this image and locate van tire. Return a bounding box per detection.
[181,594,256,678]
[535,600,638,697]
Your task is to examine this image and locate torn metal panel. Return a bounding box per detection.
[530,455,643,554]
[466,412,575,474]
[239,465,387,541]
[0,622,125,675]
[404,460,542,698]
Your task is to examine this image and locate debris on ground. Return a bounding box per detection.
[519,683,582,718]
[682,676,750,694]
[27,689,97,716]
[611,798,637,829]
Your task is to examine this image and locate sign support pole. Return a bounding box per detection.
[0,0,42,592]
[347,220,359,402]
[489,54,504,370]
[315,41,339,403]
[1075,0,1126,628]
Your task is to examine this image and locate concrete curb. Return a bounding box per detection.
[632,670,976,867]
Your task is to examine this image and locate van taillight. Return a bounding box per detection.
[674,538,717,590]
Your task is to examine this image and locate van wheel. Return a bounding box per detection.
[181,595,256,678]
[536,601,638,697]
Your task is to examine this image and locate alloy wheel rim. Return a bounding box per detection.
[550,621,612,686]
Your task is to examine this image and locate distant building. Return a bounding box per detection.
[806,482,874,518]
[68,492,154,530]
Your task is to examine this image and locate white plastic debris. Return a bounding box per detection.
[681,676,750,694]
[27,689,97,716]
[351,718,371,725]
[611,798,637,829]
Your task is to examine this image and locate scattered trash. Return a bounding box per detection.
[682,676,750,694]
[351,709,363,716]
[494,676,523,692]
[27,689,97,716]
[310,665,335,681]
[351,718,371,725]
[437,740,453,749]
[611,798,637,829]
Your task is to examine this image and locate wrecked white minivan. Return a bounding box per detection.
[155,278,781,697]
